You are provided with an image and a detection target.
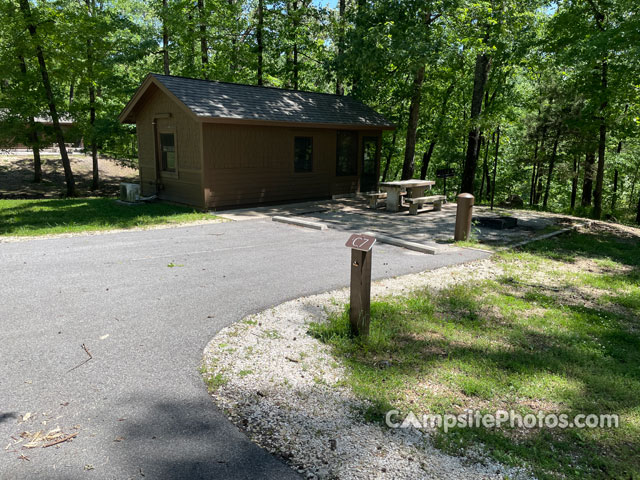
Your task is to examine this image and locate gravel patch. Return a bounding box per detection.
[203,259,534,480]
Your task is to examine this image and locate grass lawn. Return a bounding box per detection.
[0,198,216,236]
[310,226,640,479]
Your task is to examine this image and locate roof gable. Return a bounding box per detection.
[119,74,394,129]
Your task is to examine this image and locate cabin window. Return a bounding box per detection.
[336,130,358,176]
[159,133,176,172]
[294,137,313,173]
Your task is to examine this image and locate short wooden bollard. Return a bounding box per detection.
[454,193,474,241]
[345,234,376,337]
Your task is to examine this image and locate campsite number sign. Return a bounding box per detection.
[345,233,376,337]
[345,234,376,252]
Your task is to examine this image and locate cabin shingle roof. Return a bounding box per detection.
[151,74,393,128]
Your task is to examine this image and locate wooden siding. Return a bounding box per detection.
[202,123,380,209]
[134,87,204,207]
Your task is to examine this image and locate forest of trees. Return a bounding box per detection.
[1,0,639,222]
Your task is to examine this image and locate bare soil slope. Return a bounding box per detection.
[0,153,138,198]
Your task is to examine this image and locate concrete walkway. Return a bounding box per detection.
[0,220,488,479]
[215,198,564,248]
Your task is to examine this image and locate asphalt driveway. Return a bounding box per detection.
[0,220,489,479]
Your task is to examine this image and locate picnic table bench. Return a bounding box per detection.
[405,195,447,215]
[379,180,435,212]
[365,191,406,209]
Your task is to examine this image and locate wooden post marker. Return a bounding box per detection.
[454,193,475,241]
[345,233,376,337]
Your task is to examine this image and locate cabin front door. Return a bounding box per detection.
[361,136,379,192]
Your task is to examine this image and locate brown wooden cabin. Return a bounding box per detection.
[118,74,394,209]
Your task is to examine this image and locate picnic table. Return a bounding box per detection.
[379,180,435,212]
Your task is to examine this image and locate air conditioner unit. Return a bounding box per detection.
[119,183,141,202]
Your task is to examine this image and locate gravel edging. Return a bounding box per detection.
[202,259,535,480]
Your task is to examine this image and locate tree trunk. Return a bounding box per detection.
[257,0,264,85]
[382,131,396,182]
[535,176,543,205]
[335,0,345,95]
[89,66,98,190]
[419,141,435,180]
[581,151,595,207]
[228,0,238,74]
[570,155,579,210]
[162,0,170,75]
[86,0,99,190]
[543,131,560,209]
[610,169,618,212]
[19,0,75,196]
[593,58,608,219]
[490,126,500,210]
[292,0,299,90]
[532,126,548,206]
[529,137,539,206]
[198,0,208,77]
[18,55,42,182]
[69,80,74,107]
[636,193,640,225]
[30,123,42,182]
[481,133,491,200]
[478,136,486,200]
[401,64,425,179]
[611,140,622,211]
[418,80,455,181]
[460,52,491,194]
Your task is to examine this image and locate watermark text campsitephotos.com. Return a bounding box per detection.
[386,409,619,433]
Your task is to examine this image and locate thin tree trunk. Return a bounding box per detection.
[19,0,75,196]
[636,193,640,225]
[29,124,42,182]
[533,126,548,206]
[187,13,196,72]
[162,0,170,75]
[543,130,561,209]
[593,58,608,219]
[228,0,238,74]
[350,0,367,96]
[335,0,345,95]
[582,151,596,207]
[257,0,263,85]
[69,80,74,107]
[529,137,539,206]
[610,169,618,212]
[490,126,500,210]
[18,55,42,182]
[86,0,98,190]
[478,136,486,200]
[292,0,299,90]
[611,140,622,211]
[535,176,543,205]
[401,64,425,179]
[418,80,455,181]
[461,51,491,193]
[419,141,435,180]
[570,155,579,210]
[382,131,396,182]
[481,134,491,200]
[198,0,208,77]
[88,73,98,190]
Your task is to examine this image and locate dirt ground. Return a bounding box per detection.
[0,153,138,198]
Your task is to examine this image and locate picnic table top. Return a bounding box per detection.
[380,179,435,188]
